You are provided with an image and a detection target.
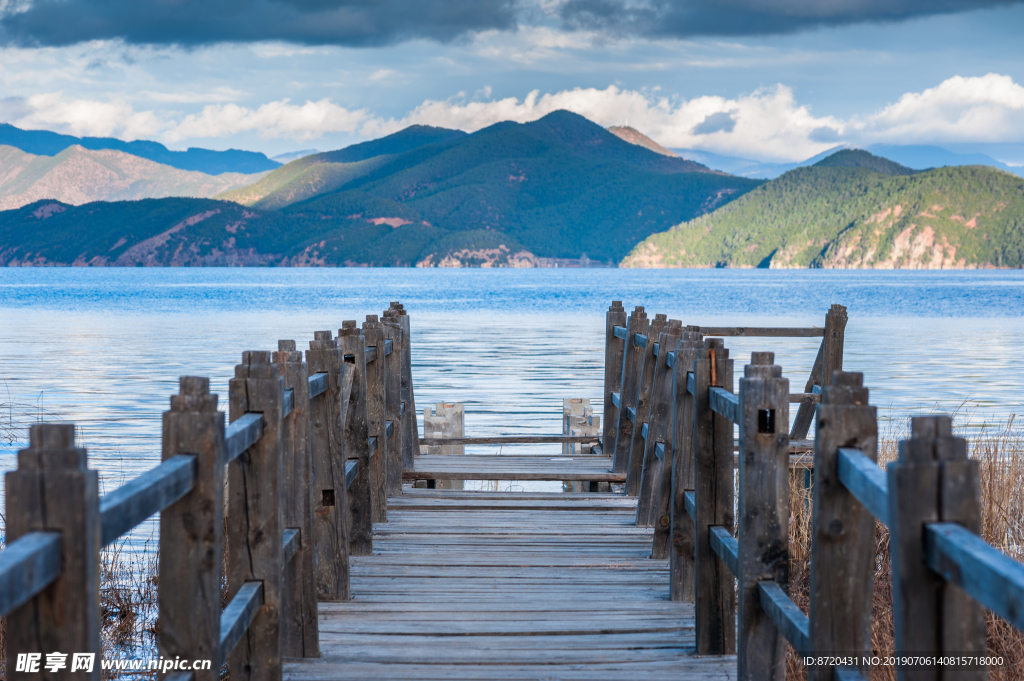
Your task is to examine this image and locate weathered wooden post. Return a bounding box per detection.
[363,315,388,523]
[306,330,350,601]
[389,302,419,466]
[791,304,848,440]
[808,371,876,681]
[612,306,648,475]
[603,300,627,453]
[693,338,736,655]
[736,352,790,681]
[625,313,667,496]
[339,320,373,556]
[274,341,320,658]
[5,423,101,680]
[382,312,405,496]
[888,416,987,681]
[227,350,285,681]
[659,330,702,583]
[636,319,682,525]
[158,377,225,678]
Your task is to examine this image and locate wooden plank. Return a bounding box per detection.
[662,331,701,590]
[736,351,789,681]
[697,326,824,337]
[5,423,101,681]
[275,340,319,658]
[926,522,1024,630]
[364,346,377,364]
[635,333,648,348]
[641,422,649,440]
[421,435,599,445]
[387,303,419,469]
[626,406,637,423]
[339,320,373,556]
[0,532,61,618]
[612,306,648,474]
[708,387,738,423]
[653,342,660,358]
[382,320,404,497]
[789,393,820,403]
[363,316,388,524]
[693,339,736,655]
[384,338,393,356]
[837,447,889,526]
[99,454,195,547]
[228,350,285,681]
[626,314,667,495]
[346,459,359,489]
[757,582,810,656]
[225,412,263,464]
[709,527,738,576]
[684,491,696,520]
[306,330,351,602]
[686,371,695,395]
[666,351,676,368]
[220,581,264,662]
[283,528,301,564]
[637,321,682,526]
[604,301,628,461]
[157,376,225,681]
[283,387,295,417]
[808,373,876,681]
[308,372,328,399]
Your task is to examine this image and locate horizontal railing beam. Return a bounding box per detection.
[666,351,676,368]
[282,528,300,565]
[613,325,628,340]
[611,392,621,408]
[365,346,377,364]
[684,490,696,520]
[837,447,890,527]
[225,413,263,464]
[0,532,62,618]
[697,326,825,337]
[626,406,637,424]
[345,460,359,489]
[419,435,601,445]
[641,423,649,441]
[635,333,648,348]
[99,454,196,547]
[283,388,294,418]
[653,342,659,358]
[708,387,738,423]
[385,420,394,438]
[369,436,377,455]
[384,338,393,356]
[758,581,811,656]
[926,522,1024,630]
[654,442,665,460]
[220,581,263,661]
[789,393,820,403]
[687,371,695,395]
[308,372,329,400]
[709,526,739,577]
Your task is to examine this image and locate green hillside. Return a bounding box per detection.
[1,111,759,266]
[622,152,1024,269]
[217,125,467,208]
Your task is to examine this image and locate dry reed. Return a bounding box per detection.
[787,417,1024,680]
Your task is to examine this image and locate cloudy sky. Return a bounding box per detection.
[0,0,1022,162]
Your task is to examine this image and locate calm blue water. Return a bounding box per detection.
[1,268,1022,544]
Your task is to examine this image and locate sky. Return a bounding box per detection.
[0,0,1022,163]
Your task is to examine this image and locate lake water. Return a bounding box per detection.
[1,267,1023,547]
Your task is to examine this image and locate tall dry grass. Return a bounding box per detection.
[786,417,1024,680]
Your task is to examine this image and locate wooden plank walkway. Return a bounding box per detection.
[405,455,625,482]
[283,489,736,681]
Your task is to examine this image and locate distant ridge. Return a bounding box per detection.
[0,123,280,175]
[812,149,916,176]
[607,126,679,158]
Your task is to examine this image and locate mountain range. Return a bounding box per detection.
[678,143,1024,179]
[0,123,280,175]
[0,111,759,267]
[0,145,265,210]
[623,149,1024,269]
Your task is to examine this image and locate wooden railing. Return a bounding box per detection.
[604,298,1024,679]
[0,302,418,681]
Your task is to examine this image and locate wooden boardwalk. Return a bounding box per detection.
[284,488,736,680]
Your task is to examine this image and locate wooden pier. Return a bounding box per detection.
[2,300,1023,681]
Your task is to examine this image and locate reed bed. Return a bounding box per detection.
[786,416,1024,680]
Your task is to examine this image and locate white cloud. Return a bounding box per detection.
[2,74,1022,161]
[851,73,1024,144]
[167,98,371,142]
